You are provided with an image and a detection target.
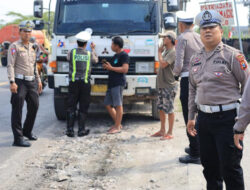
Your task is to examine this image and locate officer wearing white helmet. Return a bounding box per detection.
[66,29,98,137]
[174,11,203,164]
[187,10,249,189]
[7,20,42,147]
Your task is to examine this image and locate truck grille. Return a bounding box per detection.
[92,62,136,75]
[91,57,154,75]
[56,56,154,75]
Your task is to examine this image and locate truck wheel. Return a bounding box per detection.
[1,57,7,67]
[54,89,67,120]
[152,99,160,120]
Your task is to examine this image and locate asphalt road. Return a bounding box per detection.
[1,64,250,189]
[0,65,152,164]
[0,65,66,163]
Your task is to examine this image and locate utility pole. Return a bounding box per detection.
[233,0,244,52]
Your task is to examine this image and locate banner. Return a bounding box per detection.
[200,2,234,26]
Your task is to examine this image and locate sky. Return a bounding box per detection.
[0,0,249,26]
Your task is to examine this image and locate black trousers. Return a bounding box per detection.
[11,79,39,140]
[67,81,91,114]
[180,77,200,157]
[198,109,244,190]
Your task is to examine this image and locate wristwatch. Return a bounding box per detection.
[10,80,14,84]
[233,129,245,134]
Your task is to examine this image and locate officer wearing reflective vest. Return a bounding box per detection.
[66,29,98,137]
[187,10,249,189]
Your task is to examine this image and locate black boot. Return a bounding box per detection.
[185,147,190,155]
[66,112,75,137]
[78,112,89,137]
[179,155,201,164]
[13,138,31,147]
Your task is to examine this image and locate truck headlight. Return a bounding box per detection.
[136,62,154,73]
[57,61,69,73]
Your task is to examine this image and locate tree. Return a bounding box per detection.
[3,11,54,37]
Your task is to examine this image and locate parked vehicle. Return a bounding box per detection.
[34,0,179,120]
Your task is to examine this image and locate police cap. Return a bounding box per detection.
[19,20,35,32]
[195,10,224,28]
[177,11,194,23]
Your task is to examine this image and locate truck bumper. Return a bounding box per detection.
[48,74,157,100]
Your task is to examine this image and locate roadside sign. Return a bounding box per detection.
[200,2,234,26]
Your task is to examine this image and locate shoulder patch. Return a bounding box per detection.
[236,54,248,70]
[11,48,16,55]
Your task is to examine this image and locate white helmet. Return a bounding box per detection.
[75,28,93,42]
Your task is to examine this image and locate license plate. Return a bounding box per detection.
[91,84,107,93]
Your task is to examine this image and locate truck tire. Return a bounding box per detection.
[152,99,160,120]
[1,57,7,67]
[54,88,67,120]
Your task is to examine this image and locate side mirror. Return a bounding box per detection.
[34,0,43,18]
[167,0,180,12]
[163,13,177,30]
[33,20,45,30]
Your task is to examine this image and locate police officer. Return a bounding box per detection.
[174,12,203,164]
[234,76,250,150]
[187,10,249,189]
[7,20,42,147]
[66,29,98,137]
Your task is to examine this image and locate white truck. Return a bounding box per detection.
[34,0,178,120]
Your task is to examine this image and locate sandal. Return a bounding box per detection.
[160,135,173,140]
[108,128,121,134]
[151,131,164,137]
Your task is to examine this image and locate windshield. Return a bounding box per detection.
[55,0,158,35]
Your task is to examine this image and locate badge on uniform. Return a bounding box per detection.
[194,57,201,63]
[193,57,201,66]
[193,67,199,72]
[11,48,16,55]
[236,54,248,70]
[114,59,118,65]
[214,72,223,77]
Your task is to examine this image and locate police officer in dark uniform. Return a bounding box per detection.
[174,11,203,164]
[66,29,98,137]
[7,21,42,147]
[188,10,249,189]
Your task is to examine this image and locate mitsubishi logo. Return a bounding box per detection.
[102,48,109,54]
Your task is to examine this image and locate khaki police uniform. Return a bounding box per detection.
[174,12,203,162]
[7,21,41,146]
[66,29,98,137]
[189,10,249,189]
[234,77,250,132]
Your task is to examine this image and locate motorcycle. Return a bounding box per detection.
[37,51,48,90]
[0,41,10,67]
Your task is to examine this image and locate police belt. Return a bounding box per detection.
[197,103,239,114]
[15,74,35,81]
[180,72,189,78]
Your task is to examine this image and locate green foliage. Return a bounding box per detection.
[222,26,230,39]
[1,11,54,36]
